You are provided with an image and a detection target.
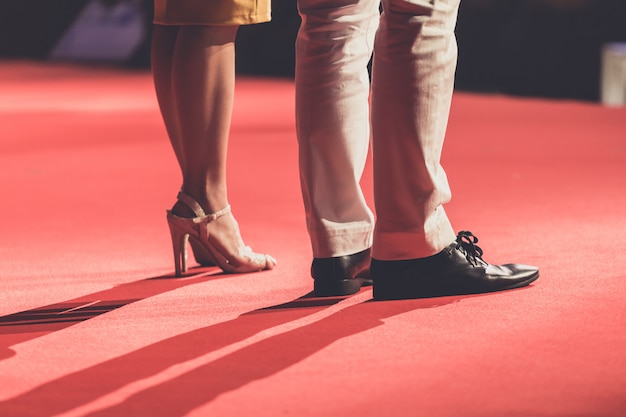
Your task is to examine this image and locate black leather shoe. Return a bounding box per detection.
[312,248,372,296]
[371,231,539,300]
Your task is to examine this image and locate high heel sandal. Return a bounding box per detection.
[167,191,276,276]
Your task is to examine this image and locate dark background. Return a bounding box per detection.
[1,0,625,102]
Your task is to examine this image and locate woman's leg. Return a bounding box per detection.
[152,24,235,213]
[152,24,275,272]
[151,24,184,170]
[170,25,237,214]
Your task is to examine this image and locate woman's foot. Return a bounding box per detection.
[167,192,276,275]
[202,208,276,272]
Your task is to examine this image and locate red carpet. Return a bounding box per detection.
[0,61,625,417]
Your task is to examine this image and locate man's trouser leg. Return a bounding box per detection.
[295,0,381,257]
[371,0,461,260]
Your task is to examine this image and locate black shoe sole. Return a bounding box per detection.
[372,272,539,301]
[314,276,373,297]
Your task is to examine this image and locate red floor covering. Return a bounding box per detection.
[0,61,625,417]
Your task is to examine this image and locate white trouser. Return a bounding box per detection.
[296,0,460,260]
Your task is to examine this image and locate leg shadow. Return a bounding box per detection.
[84,295,463,417]
[0,267,225,361]
[0,290,355,417]
[0,287,465,417]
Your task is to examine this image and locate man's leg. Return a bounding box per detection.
[295,0,380,295]
[370,0,539,299]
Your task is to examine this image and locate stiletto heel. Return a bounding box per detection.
[166,191,276,276]
[168,218,190,276]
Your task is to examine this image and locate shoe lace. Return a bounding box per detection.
[455,231,485,266]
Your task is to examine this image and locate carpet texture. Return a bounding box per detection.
[0,61,625,417]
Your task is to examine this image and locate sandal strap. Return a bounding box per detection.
[207,204,231,221]
[176,191,231,220]
[177,191,206,217]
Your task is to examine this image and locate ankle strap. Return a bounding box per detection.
[176,191,230,220]
[207,204,231,220]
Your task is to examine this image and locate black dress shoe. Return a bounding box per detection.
[371,231,539,300]
[312,248,372,296]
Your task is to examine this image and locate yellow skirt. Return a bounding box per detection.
[154,0,271,26]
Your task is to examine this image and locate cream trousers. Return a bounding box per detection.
[296,0,461,260]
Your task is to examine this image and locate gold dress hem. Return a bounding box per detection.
[153,0,271,26]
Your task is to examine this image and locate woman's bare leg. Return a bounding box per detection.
[171,25,237,214]
[152,24,275,271]
[153,24,237,213]
[151,24,185,170]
